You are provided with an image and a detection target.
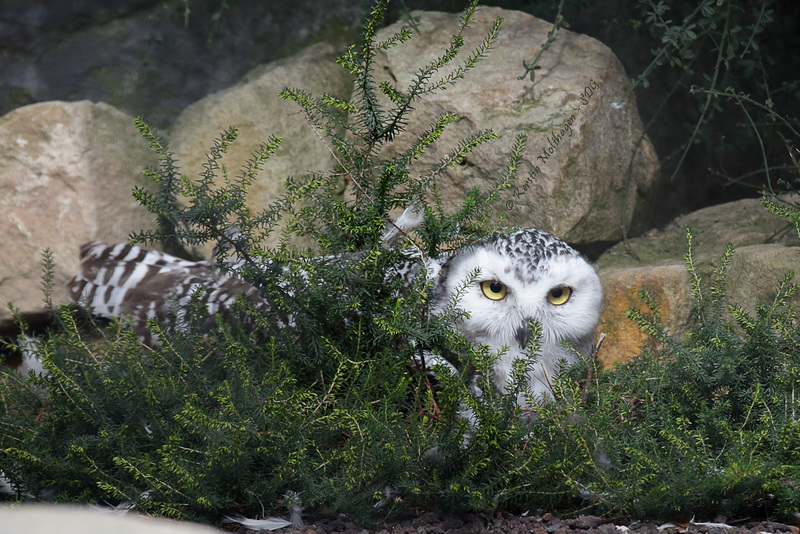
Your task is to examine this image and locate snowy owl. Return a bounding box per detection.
[68,227,602,404]
[428,229,603,404]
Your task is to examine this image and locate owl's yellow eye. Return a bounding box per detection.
[547,286,572,305]
[480,280,507,300]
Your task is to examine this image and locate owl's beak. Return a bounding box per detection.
[515,321,534,349]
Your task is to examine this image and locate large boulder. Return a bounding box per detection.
[170,43,353,254]
[171,8,660,247]
[596,197,800,366]
[369,7,660,243]
[596,196,800,271]
[0,101,158,331]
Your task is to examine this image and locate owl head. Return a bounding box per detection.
[431,228,602,403]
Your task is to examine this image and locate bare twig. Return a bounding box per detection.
[582,332,606,404]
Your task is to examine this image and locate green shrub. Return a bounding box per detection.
[1,0,536,523]
[529,227,800,519]
[2,0,799,526]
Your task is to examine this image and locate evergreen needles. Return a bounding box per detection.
[567,227,800,519]
[1,0,799,526]
[1,0,528,523]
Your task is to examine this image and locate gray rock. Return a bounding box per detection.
[369,7,660,243]
[170,43,353,254]
[0,100,159,331]
[571,515,604,529]
[596,196,800,272]
[596,197,800,366]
